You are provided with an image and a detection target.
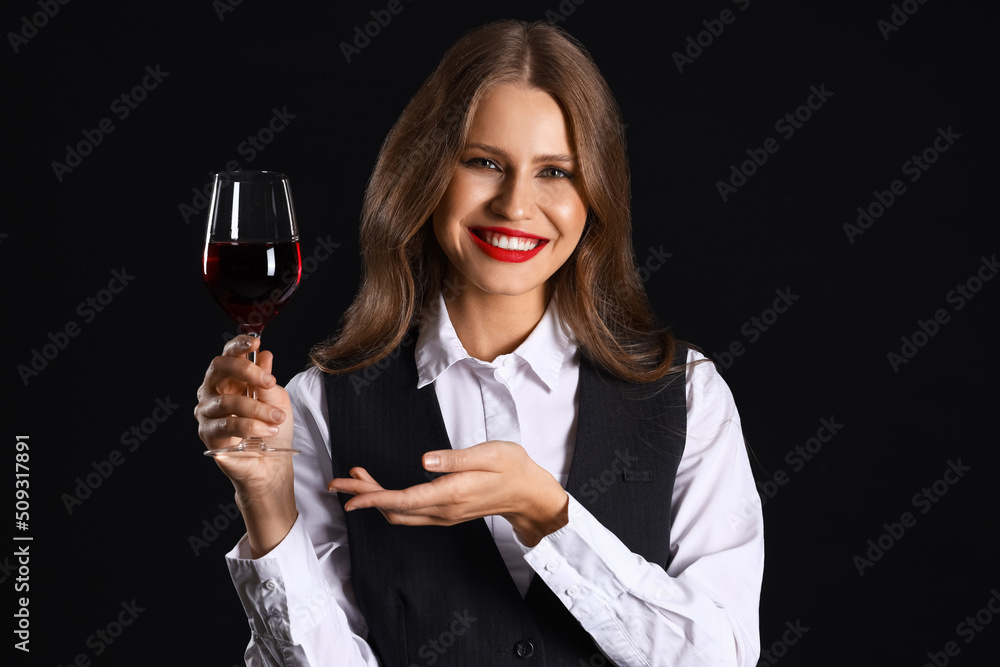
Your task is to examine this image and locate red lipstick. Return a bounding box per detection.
[469,227,548,263]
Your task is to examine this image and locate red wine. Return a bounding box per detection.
[203,241,302,334]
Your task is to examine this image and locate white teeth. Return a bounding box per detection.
[482,231,539,251]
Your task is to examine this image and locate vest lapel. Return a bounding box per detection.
[326,341,685,665]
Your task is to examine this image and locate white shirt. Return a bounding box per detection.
[413,295,580,597]
[226,293,764,666]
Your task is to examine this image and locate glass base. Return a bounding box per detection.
[204,439,300,458]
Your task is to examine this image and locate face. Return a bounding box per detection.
[432,83,588,306]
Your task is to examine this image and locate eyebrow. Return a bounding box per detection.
[466,142,578,164]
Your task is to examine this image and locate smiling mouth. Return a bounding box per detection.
[471,228,547,252]
[468,227,548,263]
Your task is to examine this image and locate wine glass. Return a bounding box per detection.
[202,170,302,457]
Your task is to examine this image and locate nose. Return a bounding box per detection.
[490,173,535,221]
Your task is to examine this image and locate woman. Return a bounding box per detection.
[195,20,763,666]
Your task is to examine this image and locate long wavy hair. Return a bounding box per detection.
[310,20,679,383]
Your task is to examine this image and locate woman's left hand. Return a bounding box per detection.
[327,441,568,547]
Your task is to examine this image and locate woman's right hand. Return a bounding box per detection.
[194,334,298,557]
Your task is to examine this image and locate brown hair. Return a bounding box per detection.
[310,20,679,383]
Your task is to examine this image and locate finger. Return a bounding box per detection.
[327,472,384,496]
[198,393,286,425]
[327,467,382,494]
[198,411,282,445]
[254,351,285,408]
[425,442,509,474]
[344,474,473,513]
[350,467,379,484]
[256,350,274,375]
[194,387,287,449]
[200,353,276,400]
[343,488,435,512]
[223,334,260,357]
[344,488,468,526]
[328,479,385,498]
[373,512,446,527]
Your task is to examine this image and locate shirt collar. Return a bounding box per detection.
[415,291,576,391]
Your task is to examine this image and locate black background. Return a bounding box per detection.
[3,1,997,665]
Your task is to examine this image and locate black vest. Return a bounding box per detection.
[325,339,687,666]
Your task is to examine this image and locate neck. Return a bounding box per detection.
[442,276,549,362]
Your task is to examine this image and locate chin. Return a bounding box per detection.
[479,280,549,300]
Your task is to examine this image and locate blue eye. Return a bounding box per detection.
[464,157,500,171]
[540,167,574,180]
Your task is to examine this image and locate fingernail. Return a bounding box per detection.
[265,426,279,435]
[424,454,440,469]
[270,409,284,422]
[262,373,275,385]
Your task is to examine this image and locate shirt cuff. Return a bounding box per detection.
[523,495,686,620]
[225,514,335,644]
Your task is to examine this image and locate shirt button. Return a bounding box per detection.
[262,579,277,591]
[514,640,534,658]
[565,585,579,597]
[545,560,559,572]
[503,357,514,367]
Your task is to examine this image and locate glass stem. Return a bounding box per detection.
[243,330,263,447]
[245,330,261,401]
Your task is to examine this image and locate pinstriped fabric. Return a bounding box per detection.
[325,340,686,665]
